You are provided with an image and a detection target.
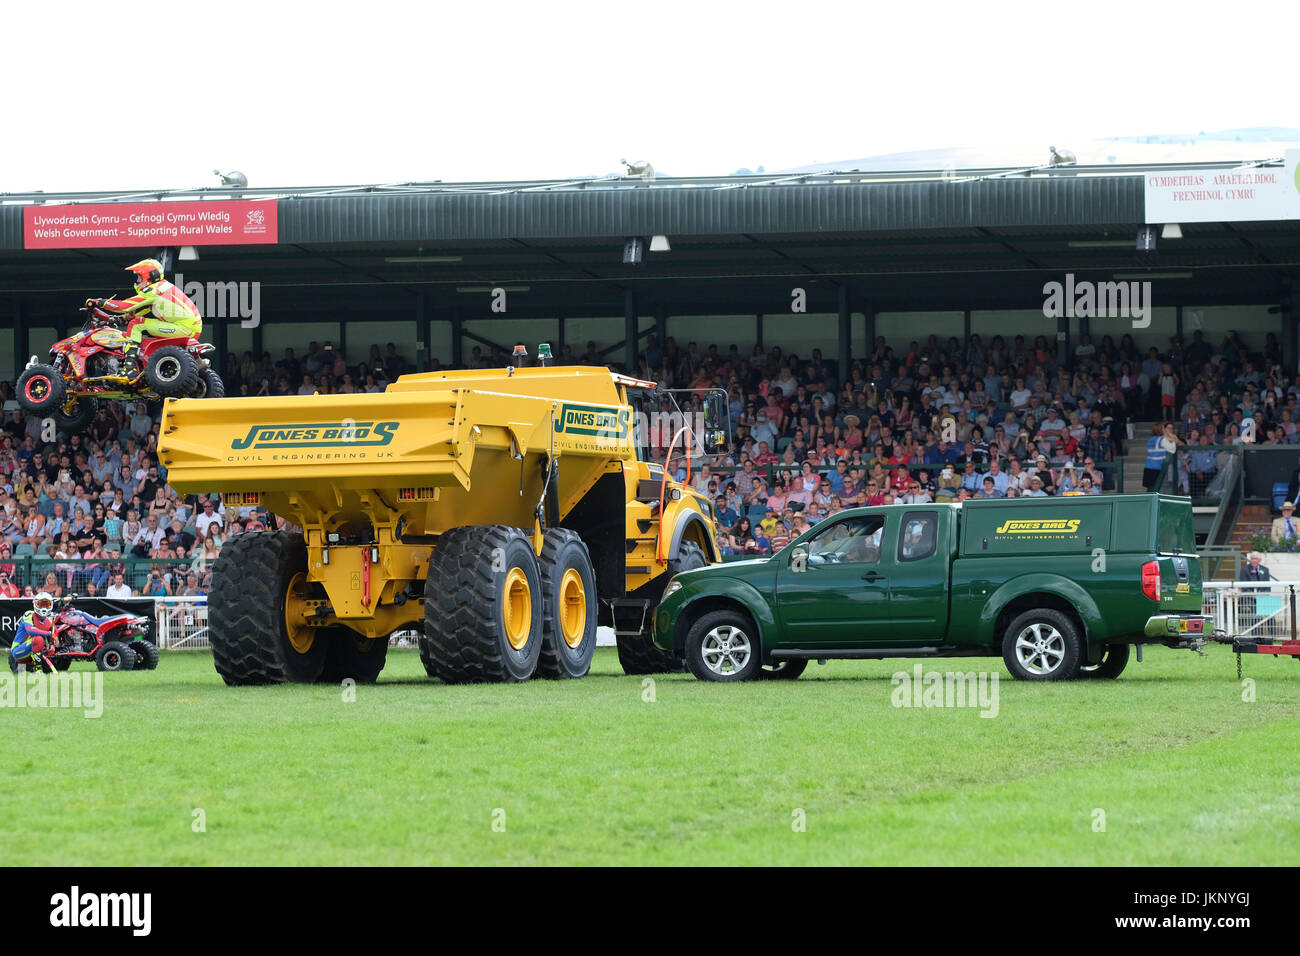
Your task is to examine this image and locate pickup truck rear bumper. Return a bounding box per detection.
[1143,614,1213,640]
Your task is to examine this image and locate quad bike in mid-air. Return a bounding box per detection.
[14,303,223,430]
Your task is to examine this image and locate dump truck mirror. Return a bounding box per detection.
[705,428,726,449]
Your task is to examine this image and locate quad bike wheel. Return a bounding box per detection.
[144,346,199,398]
[15,364,66,415]
[191,368,226,399]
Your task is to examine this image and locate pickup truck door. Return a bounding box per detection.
[773,510,895,644]
[883,509,949,643]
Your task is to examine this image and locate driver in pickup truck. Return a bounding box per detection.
[87,259,203,379]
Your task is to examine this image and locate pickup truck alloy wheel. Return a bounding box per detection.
[702,625,751,674]
[1002,608,1082,681]
[686,610,761,682]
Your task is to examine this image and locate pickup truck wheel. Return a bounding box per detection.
[686,610,761,682]
[1002,609,1082,681]
[321,631,388,683]
[617,540,707,675]
[421,526,543,683]
[1080,643,1130,679]
[536,530,597,679]
[761,658,808,680]
[210,531,328,685]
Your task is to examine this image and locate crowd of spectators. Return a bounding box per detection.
[633,327,1287,557]
[0,325,1287,583]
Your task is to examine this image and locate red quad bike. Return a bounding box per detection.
[15,303,223,430]
[7,595,158,673]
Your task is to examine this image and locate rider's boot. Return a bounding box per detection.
[122,341,142,380]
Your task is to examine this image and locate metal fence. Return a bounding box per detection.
[1202,580,1297,641]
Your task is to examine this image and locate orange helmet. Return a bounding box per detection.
[125,258,165,292]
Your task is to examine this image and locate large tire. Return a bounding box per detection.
[420,526,543,683]
[53,397,98,433]
[144,345,199,398]
[209,531,328,685]
[1080,642,1130,679]
[320,630,388,684]
[617,540,707,675]
[1001,608,1083,681]
[685,609,761,682]
[536,529,598,679]
[16,364,66,415]
[52,657,73,672]
[761,658,808,680]
[192,368,225,399]
[95,641,137,672]
[131,640,160,671]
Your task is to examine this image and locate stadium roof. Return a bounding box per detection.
[1,159,1296,319]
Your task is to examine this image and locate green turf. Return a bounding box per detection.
[1,646,1296,865]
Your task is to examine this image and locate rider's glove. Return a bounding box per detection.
[85,298,101,308]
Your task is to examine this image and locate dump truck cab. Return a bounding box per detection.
[159,362,725,685]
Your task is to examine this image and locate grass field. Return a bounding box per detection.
[2,645,1297,865]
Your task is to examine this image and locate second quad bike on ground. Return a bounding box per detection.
[6,595,159,673]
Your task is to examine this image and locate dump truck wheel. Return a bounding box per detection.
[1001,608,1082,681]
[144,346,199,398]
[617,540,707,675]
[421,526,543,683]
[209,531,328,685]
[1080,642,1129,679]
[536,529,597,679]
[321,631,389,684]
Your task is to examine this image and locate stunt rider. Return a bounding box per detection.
[87,259,203,378]
[9,590,56,671]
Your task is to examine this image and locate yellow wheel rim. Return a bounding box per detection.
[559,568,587,649]
[502,567,532,650]
[283,572,316,655]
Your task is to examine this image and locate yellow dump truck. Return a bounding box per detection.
[158,364,725,684]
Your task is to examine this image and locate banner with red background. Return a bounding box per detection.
[24,199,278,249]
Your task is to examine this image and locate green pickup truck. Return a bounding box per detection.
[652,494,1211,682]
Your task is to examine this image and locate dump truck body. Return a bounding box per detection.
[160,365,722,683]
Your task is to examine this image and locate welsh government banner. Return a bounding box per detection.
[1145,149,1300,224]
[23,199,278,249]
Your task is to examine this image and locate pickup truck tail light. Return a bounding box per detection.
[1141,560,1160,602]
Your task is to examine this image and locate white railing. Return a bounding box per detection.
[1202,581,1296,640]
[152,596,209,649]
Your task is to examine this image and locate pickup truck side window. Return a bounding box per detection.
[806,514,885,566]
[898,511,938,562]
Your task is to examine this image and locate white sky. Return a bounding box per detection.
[1,0,1295,192]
